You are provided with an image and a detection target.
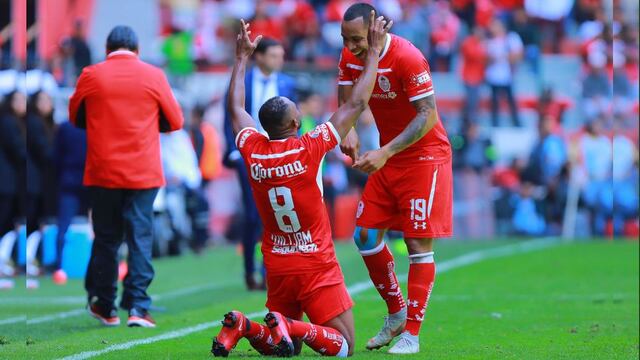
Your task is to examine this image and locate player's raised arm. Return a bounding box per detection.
[329,12,392,140]
[228,19,263,135]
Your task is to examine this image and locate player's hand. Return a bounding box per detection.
[353,148,391,174]
[367,11,393,55]
[235,19,262,59]
[340,128,360,163]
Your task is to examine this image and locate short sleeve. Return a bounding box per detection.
[235,127,265,158]
[338,48,355,86]
[300,122,341,162]
[399,46,434,102]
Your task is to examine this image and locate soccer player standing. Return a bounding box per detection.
[338,3,453,354]
[212,14,391,357]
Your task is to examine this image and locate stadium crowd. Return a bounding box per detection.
[0,0,637,286]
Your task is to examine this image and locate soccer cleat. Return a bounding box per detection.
[366,307,407,350]
[264,312,294,357]
[88,303,120,326]
[127,308,156,328]
[211,311,247,357]
[388,331,420,354]
[52,269,68,285]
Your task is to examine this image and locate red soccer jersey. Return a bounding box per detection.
[235,122,341,276]
[338,34,451,165]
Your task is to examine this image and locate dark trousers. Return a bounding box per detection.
[462,83,482,125]
[54,188,89,270]
[234,160,262,277]
[85,187,158,311]
[490,84,520,127]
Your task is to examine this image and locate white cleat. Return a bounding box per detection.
[366,308,407,350]
[388,331,420,354]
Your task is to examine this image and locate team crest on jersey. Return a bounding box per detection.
[309,127,321,138]
[377,75,391,92]
[410,71,431,86]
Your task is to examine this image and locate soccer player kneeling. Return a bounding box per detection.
[211,14,391,357]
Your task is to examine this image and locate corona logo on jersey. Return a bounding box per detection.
[250,160,307,182]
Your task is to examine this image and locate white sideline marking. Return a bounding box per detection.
[55,239,558,360]
[0,315,26,325]
[0,283,229,326]
[57,311,267,360]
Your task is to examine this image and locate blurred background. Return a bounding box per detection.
[0,0,637,284]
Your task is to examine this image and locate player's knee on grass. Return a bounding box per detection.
[404,237,434,254]
[353,226,384,255]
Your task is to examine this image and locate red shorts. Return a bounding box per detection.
[265,264,353,325]
[356,159,453,238]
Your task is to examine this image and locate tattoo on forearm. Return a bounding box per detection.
[387,96,436,153]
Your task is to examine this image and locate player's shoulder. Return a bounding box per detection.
[235,127,267,150]
[389,34,425,59]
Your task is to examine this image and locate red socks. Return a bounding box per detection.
[287,318,348,356]
[405,251,436,336]
[244,319,274,355]
[361,242,406,314]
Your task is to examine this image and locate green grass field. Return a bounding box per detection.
[1,239,638,359]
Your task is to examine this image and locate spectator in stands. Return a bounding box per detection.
[511,181,546,236]
[524,0,573,53]
[612,120,639,236]
[51,118,88,285]
[28,91,58,224]
[62,19,92,80]
[0,91,27,278]
[162,26,196,89]
[222,37,296,291]
[161,122,209,254]
[25,91,56,277]
[428,1,461,72]
[69,26,184,327]
[392,3,431,56]
[574,119,612,235]
[460,26,487,125]
[249,0,285,43]
[510,8,540,75]
[190,105,222,186]
[458,122,494,174]
[486,19,523,127]
[526,114,568,232]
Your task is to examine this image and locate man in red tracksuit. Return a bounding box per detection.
[69,25,183,328]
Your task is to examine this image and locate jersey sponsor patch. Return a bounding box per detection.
[237,129,253,149]
[410,71,431,87]
[250,160,307,182]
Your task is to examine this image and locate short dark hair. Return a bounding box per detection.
[259,96,289,132]
[254,37,281,55]
[343,3,377,25]
[106,25,138,53]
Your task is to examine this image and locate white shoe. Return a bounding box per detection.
[366,308,407,350]
[388,332,420,354]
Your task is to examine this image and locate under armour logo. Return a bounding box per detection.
[414,222,427,230]
[408,300,419,308]
[376,284,385,290]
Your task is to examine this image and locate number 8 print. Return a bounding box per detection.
[268,186,302,233]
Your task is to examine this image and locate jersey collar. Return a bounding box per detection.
[379,34,392,61]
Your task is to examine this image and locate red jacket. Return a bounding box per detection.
[69,50,184,189]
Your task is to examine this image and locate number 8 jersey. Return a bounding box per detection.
[235,122,341,275]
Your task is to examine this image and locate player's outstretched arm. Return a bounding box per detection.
[329,12,392,140]
[228,19,263,135]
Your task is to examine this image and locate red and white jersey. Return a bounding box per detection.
[338,34,451,165]
[235,122,341,275]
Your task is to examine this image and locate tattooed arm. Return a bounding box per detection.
[352,95,437,173]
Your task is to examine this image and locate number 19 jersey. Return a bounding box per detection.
[235,122,341,276]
